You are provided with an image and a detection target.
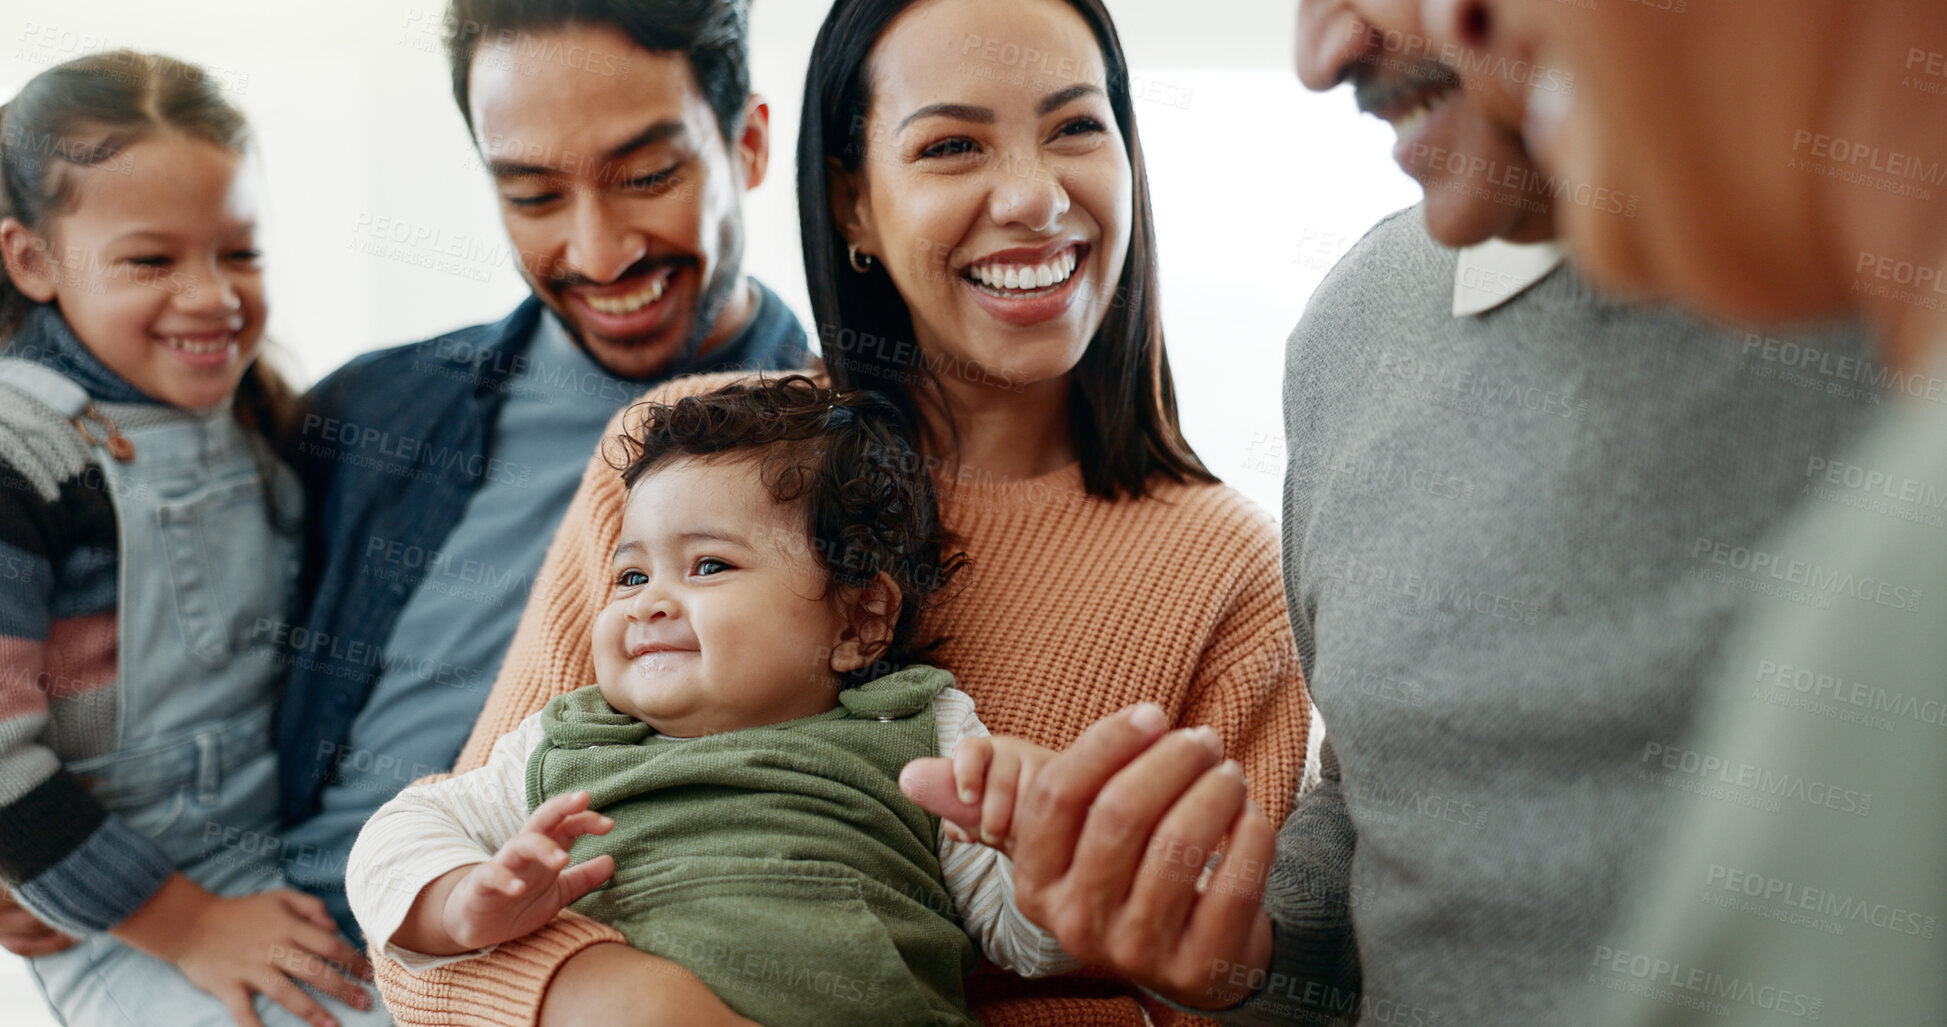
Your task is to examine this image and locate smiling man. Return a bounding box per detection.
[1408,1,1947,1022]
[261,0,808,949]
[901,1,1890,1024]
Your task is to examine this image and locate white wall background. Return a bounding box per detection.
[1,2,1416,1018]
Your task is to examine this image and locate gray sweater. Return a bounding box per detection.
[1220,208,1881,1025]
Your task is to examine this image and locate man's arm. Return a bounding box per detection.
[909,708,1363,1025]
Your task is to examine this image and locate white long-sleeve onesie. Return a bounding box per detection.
[347,687,1078,980]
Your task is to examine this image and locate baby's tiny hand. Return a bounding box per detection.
[942,735,1056,851]
[442,791,616,951]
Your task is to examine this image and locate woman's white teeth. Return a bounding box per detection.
[970,249,1078,292]
[159,334,233,355]
[587,276,667,315]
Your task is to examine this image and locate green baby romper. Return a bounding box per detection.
[528,664,980,1027]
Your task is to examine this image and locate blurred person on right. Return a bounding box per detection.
[1413,0,1947,1022]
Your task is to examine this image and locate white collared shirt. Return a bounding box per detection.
[1452,238,1566,317]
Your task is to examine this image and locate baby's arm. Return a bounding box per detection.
[910,691,1082,979]
[392,791,614,957]
[347,713,608,969]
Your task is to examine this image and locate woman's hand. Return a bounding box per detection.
[904,704,1278,1010]
[0,887,77,957]
[113,873,375,1027]
[540,943,761,1027]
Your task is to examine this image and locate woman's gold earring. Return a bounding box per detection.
[848,243,874,274]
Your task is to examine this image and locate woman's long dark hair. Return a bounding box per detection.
[0,50,297,449]
[798,0,1216,500]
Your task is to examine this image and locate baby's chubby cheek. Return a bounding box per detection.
[596,670,652,721]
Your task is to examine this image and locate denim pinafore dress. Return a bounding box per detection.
[0,361,388,1026]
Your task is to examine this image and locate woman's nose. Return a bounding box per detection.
[988,158,1071,235]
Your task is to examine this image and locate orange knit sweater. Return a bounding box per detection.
[371,371,1310,1027]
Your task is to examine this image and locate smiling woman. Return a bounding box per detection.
[802,0,1204,497]
[364,4,1313,1027]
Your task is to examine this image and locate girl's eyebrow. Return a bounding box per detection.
[109,229,178,244]
[109,221,258,246]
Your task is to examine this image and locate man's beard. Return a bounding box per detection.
[680,206,746,368]
[539,204,748,377]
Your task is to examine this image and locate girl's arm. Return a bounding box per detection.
[0,454,173,937]
[347,713,547,969]
[2,455,375,1023]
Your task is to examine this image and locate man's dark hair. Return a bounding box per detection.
[612,375,967,685]
[444,0,751,144]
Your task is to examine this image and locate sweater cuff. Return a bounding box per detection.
[373,910,627,1027]
[10,813,173,936]
[1148,922,1358,1027]
[1144,923,1362,1027]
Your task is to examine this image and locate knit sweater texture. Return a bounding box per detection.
[1219,207,1880,1026]
[370,370,1312,1027]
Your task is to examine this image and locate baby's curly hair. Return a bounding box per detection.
[610,375,966,685]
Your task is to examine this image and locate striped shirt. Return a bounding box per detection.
[0,307,187,934]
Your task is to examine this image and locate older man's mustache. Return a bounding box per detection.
[1350,57,1462,118]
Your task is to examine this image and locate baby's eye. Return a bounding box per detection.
[616,569,648,588]
[694,557,730,577]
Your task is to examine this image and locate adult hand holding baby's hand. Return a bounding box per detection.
[902,705,1277,1011]
[444,791,616,951]
[902,735,1055,850]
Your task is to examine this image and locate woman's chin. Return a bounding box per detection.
[936,351,1078,396]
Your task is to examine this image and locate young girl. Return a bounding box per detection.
[0,51,389,1027]
[347,376,1072,1027]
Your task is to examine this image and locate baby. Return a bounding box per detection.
[347,376,1072,1027]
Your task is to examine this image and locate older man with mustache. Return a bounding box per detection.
[1412,0,1947,1022]
[902,1,1886,1024]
